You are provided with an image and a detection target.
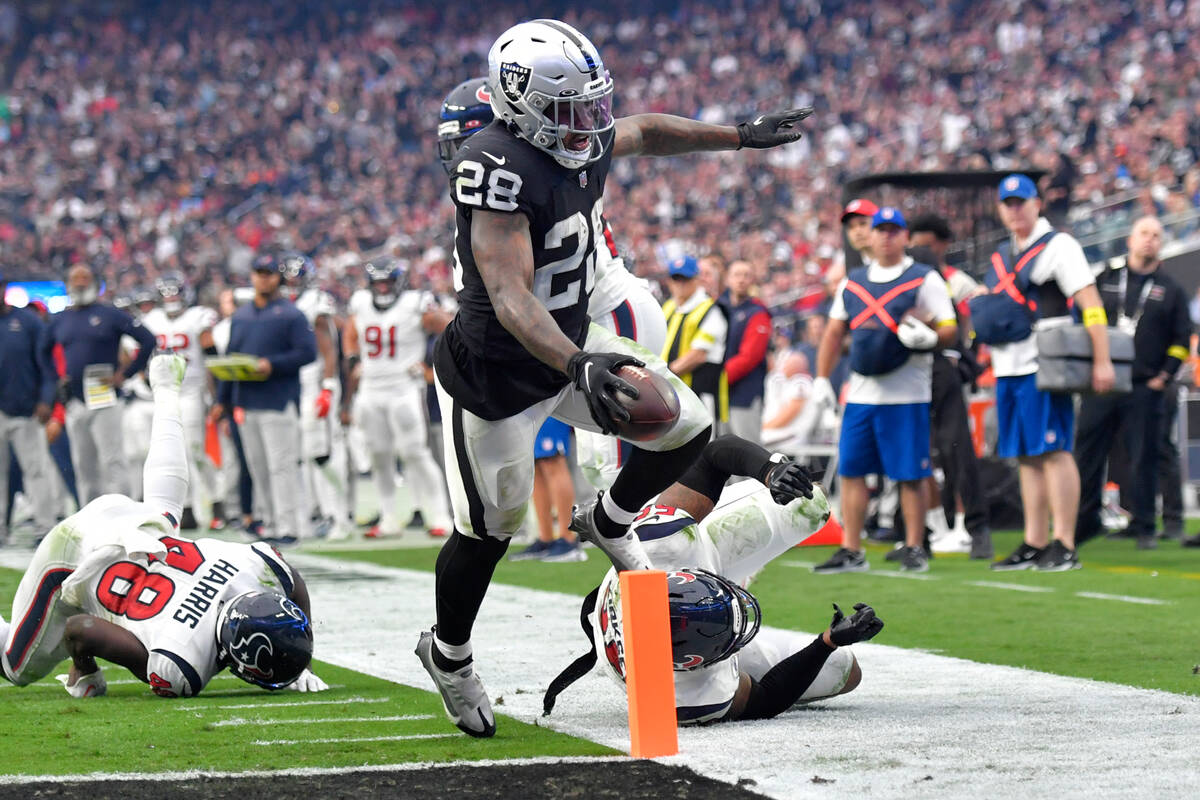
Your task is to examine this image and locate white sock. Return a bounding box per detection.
[433,632,472,663]
[143,388,190,522]
[601,491,637,526]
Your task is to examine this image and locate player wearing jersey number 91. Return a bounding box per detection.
[420,17,815,739]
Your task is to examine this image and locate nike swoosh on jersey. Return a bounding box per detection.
[482,151,507,165]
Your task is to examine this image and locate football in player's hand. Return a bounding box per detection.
[612,365,680,442]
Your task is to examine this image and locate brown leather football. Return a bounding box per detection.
[613,365,681,442]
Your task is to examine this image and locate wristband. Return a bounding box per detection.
[320,377,339,391]
[1082,307,1107,327]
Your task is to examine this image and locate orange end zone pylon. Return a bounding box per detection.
[619,569,678,758]
[205,418,222,468]
[797,514,844,547]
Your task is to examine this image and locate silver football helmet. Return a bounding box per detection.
[487,19,614,169]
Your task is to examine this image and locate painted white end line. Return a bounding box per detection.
[253,733,457,746]
[212,715,432,727]
[174,696,389,712]
[1074,591,1171,606]
[967,581,1056,593]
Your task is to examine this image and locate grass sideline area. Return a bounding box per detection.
[0,571,616,778]
[320,528,1200,697]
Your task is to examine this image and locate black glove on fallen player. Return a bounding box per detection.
[828,603,884,647]
[736,107,814,149]
[565,351,643,436]
[763,458,814,503]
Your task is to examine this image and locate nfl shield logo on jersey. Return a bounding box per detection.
[579,171,587,188]
[500,62,531,102]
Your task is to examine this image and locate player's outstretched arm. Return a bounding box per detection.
[62,614,149,684]
[472,210,584,374]
[613,108,812,158]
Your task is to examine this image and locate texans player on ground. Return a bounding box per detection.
[343,257,454,538]
[0,354,324,698]
[543,435,884,724]
[438,76,668,491]
[418,18,813,738]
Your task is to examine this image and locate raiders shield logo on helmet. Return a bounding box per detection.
[500,62,531,102]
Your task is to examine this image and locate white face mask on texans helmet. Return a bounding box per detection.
[487,19,614,170]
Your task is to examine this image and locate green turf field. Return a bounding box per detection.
[0,569,617,777]
[319,529,1200,696]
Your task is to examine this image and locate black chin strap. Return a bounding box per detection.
[542,585,600,716]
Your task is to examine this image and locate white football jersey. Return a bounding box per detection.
[294,288,337,389]
[59,496,295,698]
[588,250,651,318]
[142,306,219,393]
[591,480,832,723]
[350,288,435,394]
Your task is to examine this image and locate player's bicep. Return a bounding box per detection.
[612,116,645,157]
[471,210,536,302]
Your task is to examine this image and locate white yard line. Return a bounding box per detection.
[173,696,389,712]
[966,580,1057,593]
[211,714,433,727]
[252,733,457,746]
[1074,591,1171,606]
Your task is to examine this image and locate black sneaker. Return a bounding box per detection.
[884,542,904,562]
[1033,540,1081,572]
[812,548,869,574]
[991,542,1044,571]
[179,507,198,530]
[969,528,994,560]
[1136,534,1158,550]
[1182,533,1200,548]
[897,545,930,572]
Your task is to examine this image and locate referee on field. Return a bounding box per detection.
[1074,216,1192,550]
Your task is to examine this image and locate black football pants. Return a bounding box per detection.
[1075,382,1165,543]
[929,355,987,534]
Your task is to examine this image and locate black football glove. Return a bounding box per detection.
[763,457,814,504]
[828,602,884,647]
[565,351,643,435]
[736,107,814,149]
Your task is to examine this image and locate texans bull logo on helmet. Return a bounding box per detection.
[229,631,276,681]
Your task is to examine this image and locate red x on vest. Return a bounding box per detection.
[989,243,1048,312]
[844,277,927,333]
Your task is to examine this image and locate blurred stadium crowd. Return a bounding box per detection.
[2,0,1200,309]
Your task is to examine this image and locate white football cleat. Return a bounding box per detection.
[415,629,495,738]
[148,353,186,392]
[568,495,652,572]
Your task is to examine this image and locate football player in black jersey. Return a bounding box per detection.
[417,18,813,738]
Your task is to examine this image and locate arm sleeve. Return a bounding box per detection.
[122,312,159,377]
[827,278,849,321]
[917,272,956,326]
[676,434,776,503]
[1045,234,1096,299]
[724,309,771,384]
[734,636,836,721]
[265,313,318,376]
[145,649,205,698]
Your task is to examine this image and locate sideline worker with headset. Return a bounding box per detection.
[1074,216,1192,550]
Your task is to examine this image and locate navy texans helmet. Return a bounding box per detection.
[593,565,761,682]
[364,256,409,309]
[437,77,494,170]
[276,251,314,298]
[216,591,313,690]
